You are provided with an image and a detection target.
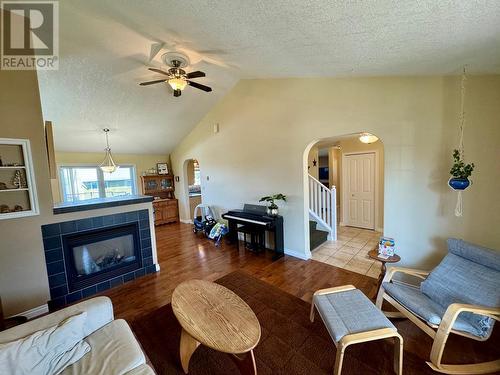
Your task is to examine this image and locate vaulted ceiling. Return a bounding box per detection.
[37,0,500,154]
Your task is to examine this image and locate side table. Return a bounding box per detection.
[368,249,401,299]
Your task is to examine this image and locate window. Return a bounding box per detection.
[60,165,136,202]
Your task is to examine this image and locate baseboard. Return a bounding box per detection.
[179,219,193,224]
[7,303,49,320]
[155,263,161,272]
[284,248,310,260]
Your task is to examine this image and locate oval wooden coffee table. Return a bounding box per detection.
[171,279,261,374]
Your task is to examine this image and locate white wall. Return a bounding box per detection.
[171,76,500,268]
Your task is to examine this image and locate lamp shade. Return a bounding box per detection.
[359,133,379,144]
[100,148,118,173]
[168,78,187,91]
[99,128,118,173]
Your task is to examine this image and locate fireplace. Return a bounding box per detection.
[63,223,142,292]
[41,209,157,309]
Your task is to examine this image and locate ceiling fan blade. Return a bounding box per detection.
[173,89,182,97]
[185,71,206,79]
[187,80,212,92]
[139,79,167,86]
[148,67,170,76]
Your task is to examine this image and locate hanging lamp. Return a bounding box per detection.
[99,128,118,173]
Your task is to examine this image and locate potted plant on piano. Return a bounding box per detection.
[259,193,287,216]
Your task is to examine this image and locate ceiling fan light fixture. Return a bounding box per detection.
[99,128,119,173]
[168,77,187,91]
[359,132,379,144]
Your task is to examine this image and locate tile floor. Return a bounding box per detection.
[311,226,383,278]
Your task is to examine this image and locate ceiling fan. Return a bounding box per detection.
[139,52,212,97]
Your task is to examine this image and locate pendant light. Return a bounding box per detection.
[100,128,118,173]
[359,132,379,144]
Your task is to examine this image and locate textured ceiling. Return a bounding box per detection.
[38,0,500,154]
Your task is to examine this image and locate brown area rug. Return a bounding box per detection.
[130,271,499,375]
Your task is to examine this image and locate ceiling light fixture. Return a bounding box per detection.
[168,77,187,91]
[359,133,379,144]
[100,128,118,173]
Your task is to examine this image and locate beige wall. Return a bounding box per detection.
[0,69,53,316]
[51,152,170,202]
[337,137,385,230]
[171,76,500,266]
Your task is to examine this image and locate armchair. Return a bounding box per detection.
[375,238,500,374]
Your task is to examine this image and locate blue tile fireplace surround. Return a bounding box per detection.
[41,209,157,310]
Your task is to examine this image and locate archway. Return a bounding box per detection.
[303,133,385,278]
[181,158,203,222]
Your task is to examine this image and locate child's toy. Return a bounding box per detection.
[193,204,217,237]
[208,223,229,247]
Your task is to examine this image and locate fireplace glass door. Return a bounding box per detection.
[63,223,141,291]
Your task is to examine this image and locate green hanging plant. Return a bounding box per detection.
[449,149,475,179]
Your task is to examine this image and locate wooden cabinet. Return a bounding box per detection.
[141,175,174,197]
[141,174,178,225]
[152,199,178,225]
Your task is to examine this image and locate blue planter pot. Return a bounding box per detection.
[449,178,470,190]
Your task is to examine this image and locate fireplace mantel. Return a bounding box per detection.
[53,195,153,215]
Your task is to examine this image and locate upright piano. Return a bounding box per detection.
[222,204,284,260]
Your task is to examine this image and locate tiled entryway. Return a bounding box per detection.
[311,226,382,278]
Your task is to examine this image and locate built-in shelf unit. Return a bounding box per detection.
[0,138,39,219]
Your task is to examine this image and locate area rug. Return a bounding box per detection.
[130,271,494,375]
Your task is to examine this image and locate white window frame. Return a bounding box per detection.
[58,164,137,202]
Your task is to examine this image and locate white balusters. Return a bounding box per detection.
[308,174,337,241]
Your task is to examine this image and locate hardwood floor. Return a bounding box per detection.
[103,222,378,321]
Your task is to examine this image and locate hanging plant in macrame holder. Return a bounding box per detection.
[449,69,475,217]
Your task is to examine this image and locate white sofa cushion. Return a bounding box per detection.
[0,312,90,375]
[0,297,114,345]
[61,319,145,375]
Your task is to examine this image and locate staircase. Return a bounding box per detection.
[308,174,337,250]
[309,220,329,250]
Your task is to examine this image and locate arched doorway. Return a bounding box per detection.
[303,133,384,278]
[184,159,202,221]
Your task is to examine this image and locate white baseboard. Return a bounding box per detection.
[180,219,193,224]
[155,263,161,271]
[7,303,49,320]
[284,248,310,260]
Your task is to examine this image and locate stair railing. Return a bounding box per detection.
[308,174,337,240]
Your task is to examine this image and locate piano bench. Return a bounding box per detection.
[237,225,265,252]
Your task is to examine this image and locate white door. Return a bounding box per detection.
[344,153,375,229]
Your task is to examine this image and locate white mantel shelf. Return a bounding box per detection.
[53,195,154,215]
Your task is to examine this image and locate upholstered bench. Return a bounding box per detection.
[310,285,403,375]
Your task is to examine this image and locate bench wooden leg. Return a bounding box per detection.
[310,302,315,322]
[334,344,345,375]
[394,333,404,375]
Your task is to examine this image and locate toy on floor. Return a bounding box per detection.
[192,204,217,237]
[208,222,229,247]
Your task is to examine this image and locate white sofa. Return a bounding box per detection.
[0,297,155,375]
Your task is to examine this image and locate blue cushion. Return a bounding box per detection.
[314,289,395,342]
[447,238,500,272]
[383,282,444,325]
[383,282,491,338]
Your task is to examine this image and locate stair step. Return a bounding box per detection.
[310,226,329,251]
[309,220,317,231]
